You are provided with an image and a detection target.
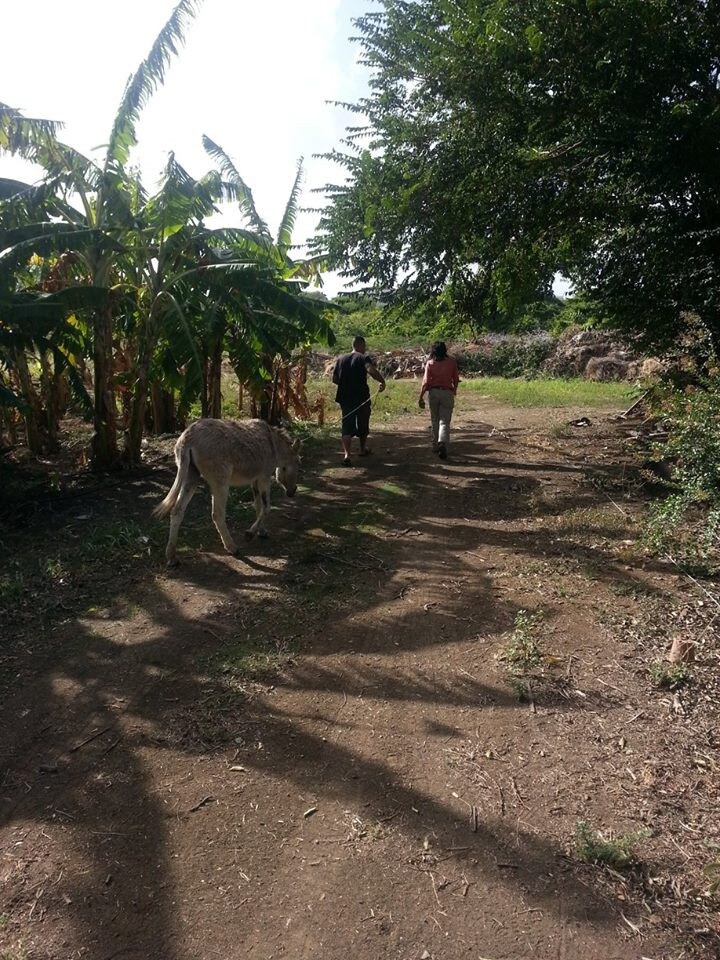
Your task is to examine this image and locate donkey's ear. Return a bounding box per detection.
[292,438,302,452]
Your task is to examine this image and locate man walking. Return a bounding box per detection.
[332,335,386,466]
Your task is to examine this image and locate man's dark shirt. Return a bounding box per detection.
[333,351,374,405]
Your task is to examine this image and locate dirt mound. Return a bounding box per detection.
[542,328,655,381]
[310,330,660,383]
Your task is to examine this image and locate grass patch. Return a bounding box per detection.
[303,375,631,424]
[464,377,632,408]
[376,481,411,498]
[551,506,629,538]
[210,633,298,683]
[574,820,649,869]
[649,661,691,690]
[306,378,420,422]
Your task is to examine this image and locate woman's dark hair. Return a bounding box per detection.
[430,340,448,361]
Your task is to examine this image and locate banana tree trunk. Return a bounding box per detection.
[208,338,224,419]
[124,336,155,466]
[151,382,177,434]
[39,351,61,453]
[91,305,119,470]
[13,351,46,455]
[258,353,275,422]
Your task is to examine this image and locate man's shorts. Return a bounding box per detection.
[340,400,371,437]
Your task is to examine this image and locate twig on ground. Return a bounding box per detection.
[69,726,112,753]
[510,776,525,806]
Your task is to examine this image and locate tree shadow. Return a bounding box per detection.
[0,415,671,957]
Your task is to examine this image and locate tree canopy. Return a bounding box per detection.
[314,0,720,345]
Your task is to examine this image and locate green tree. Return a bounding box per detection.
[315,0,720,346]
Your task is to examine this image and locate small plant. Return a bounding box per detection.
[497,610,547,700]
[44,557,67,581]
[704,845,720,894]
[498,609,544,673]
[643,366,720,570]
[0,573,26,606]
[574,820,649,869]
[649,661,690,690]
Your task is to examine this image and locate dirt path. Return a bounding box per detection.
[1,402,718,959]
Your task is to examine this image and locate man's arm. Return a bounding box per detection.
[332,358,341,386]
[367,361,386,392]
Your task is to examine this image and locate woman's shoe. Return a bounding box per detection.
[438,443,447,460]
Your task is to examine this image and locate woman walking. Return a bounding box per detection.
[418,341,460,459]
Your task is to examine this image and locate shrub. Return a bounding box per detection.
[457,334,555,378]
[649,661,690,690]
[574,820,649,869]
[644,374,720,570]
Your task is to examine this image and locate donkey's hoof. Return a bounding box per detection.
[166,557,179,569]
[258,530,269,540]
[244,529,256,541]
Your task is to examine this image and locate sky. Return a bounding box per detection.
[1,0,372,296]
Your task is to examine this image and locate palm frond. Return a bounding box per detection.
[201,135,272,239]
[276,157,304,255]
[0,229,124,287]
[106,0,204,169]
[0,102,62,158]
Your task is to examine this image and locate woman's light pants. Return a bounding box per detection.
[428,388,454,448]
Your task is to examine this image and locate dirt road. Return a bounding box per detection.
[1,402,717,959]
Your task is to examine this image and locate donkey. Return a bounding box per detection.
[154,418,301,566]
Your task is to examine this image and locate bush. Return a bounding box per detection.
[574,820,649,869]
[457,334,555,378]
[649,661,690,690]
[644,374,720,570]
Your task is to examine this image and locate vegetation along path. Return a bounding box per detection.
[1,393,718,959]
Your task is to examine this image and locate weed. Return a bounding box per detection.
[0,573,26,606]
[574,820,649,868]
[498,609,544,673]
[554,506,628,538]
[704,846,720,894]
[642,372,720,570]
[79,519,157,560]
[44,557,67,580]
[210,633,298,683]
[649,661,690,690]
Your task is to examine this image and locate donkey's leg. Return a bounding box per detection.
[247,476,271,539]
[257,477,272,537]
[245,481,263,541]
[165,480,198,566]
[207,476,237,555]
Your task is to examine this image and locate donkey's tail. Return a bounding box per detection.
[153,440,192,519]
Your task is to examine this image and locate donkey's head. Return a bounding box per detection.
[276,437,301,497]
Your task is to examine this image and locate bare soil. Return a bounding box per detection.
[1,400,718,960]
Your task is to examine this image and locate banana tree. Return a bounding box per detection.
[0,0,205,469]
[201,139,334,420]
